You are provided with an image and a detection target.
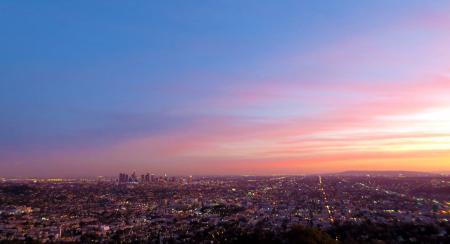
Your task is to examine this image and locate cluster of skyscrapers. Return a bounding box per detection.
[118,172,192,184]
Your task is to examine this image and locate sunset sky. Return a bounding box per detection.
[1,1,450,177]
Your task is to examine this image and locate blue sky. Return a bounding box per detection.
[1,1,450,177]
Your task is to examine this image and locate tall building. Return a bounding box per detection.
[131,172,137,183]
[118,173,130,184]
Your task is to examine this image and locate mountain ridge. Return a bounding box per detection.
[328,170,441,177]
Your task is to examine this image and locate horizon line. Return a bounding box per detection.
[1,169,449,180]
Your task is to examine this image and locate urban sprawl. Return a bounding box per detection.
[1,173,449,243]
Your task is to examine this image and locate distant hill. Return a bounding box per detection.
[329,170,440,177]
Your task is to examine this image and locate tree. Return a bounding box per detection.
[285,225,336,244]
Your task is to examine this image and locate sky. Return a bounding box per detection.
[1,1,450,177]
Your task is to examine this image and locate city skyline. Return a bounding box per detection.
[2,1,450,177]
